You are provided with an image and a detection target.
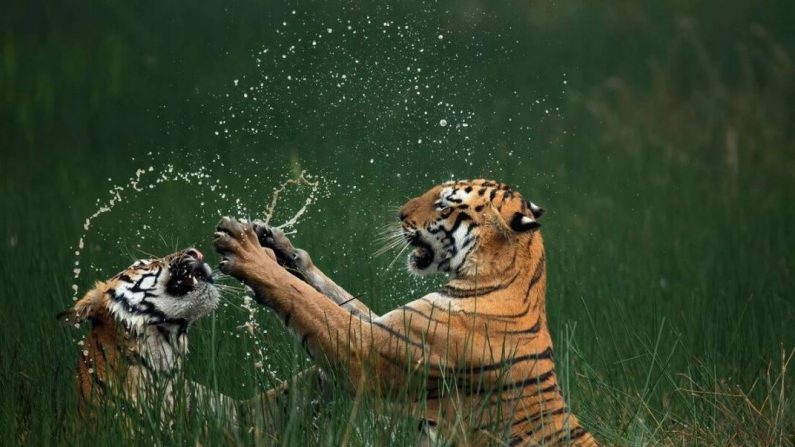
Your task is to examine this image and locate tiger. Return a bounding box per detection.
[213,179,598,446]
[57,248,234,424]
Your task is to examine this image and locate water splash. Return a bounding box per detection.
[68,159,326,382]
[236,296,278,379]
[263,169,321,232]
[70,163,217,302]
[238,170,323,378]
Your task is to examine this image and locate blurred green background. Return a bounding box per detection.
[1,0,794,445]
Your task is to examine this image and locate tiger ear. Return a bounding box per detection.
[509,212,541,232]
[528,201,545,219]
[56,285,105,327]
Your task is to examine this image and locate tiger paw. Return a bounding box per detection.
[213,217,277,283]
[252,221,314,281]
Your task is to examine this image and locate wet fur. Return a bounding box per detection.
[58,251,240,427]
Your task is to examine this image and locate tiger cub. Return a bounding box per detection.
[214,179,598,446]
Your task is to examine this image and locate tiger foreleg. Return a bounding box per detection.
[253,222,375,320]
[214,217,424,391]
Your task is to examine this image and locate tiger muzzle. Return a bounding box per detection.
[166,249,214,296]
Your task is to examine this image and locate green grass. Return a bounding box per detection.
[1,0,794,445]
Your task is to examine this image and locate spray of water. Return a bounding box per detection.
[235,170,322,378]
[70,164,217,302]
[263,170,321,232]
[69,161,324,381]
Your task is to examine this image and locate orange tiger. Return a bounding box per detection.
[214,179,598,446]
[57,248,234,422]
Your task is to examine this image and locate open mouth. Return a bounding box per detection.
[167,249,214,296]
[408,234,435,270]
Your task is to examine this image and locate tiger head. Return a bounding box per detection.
[399,179,544,278]
[58,248,219,334]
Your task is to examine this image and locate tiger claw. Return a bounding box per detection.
[213,229,236,253]
[216,216,245,237]
[252,220,273,247]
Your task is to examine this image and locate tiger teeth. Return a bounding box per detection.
[192,277,198,285]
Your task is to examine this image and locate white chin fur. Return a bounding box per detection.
[154,283,220,322]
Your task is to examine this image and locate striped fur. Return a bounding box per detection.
[215,179,598,446]
[57,249,229,422]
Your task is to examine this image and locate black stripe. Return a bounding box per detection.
[446,195,463,204]
[564,427,589,442]
[522,254,545,302]
[389,346,553,377]
[440,269,520,299]
[541,424,587,444]
[372,321,424,349]
[399,305,449,324]
[445,347,554,375]
[499,316,542,335]
[512,401,567,427]
[484,368,556,394]
[459,298,532,321]
[529,254,545,291]
[447,211,472,234]
[508,407,571,446]
[460,235,476,250]
[117,274,134,283]
[497,383,559,403]
[477,395,563,431]
[440,283,503,298]
[427,367,556,399]
[108,288,169,323]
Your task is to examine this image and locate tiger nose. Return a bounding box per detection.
[184,248,204,261]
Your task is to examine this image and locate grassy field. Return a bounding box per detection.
[1,0,794,445]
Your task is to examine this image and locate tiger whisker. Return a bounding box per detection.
[375,220,402,234]
[374,238,405,253]
[214,284,247,293]
[374,235,409,257]
[374,225,406,245]
[385,240,412,271]
[374,231,403,243]
[131,246,161,260]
